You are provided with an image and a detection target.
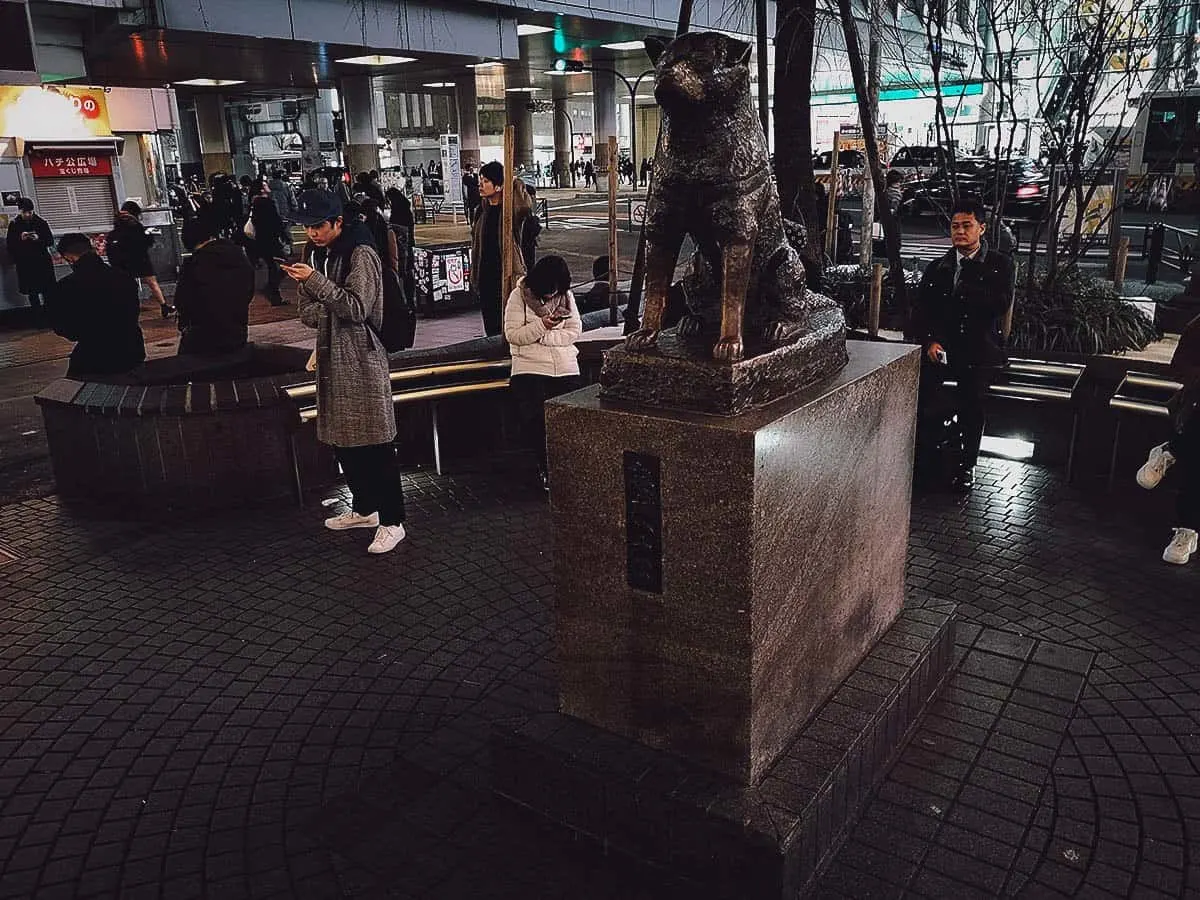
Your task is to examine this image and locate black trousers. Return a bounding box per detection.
[264,259,284,302]
[510,373,581,470]
[919,361,991,470]
[334,443,406,526]
[1171,416,1200,530]
[478,280,503,337]
[26,291,43,312]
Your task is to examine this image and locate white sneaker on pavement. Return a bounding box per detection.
[1162,527,1198,565]
[325,510,379,531]
[1137,443,1176,489]
[368,524,407,554]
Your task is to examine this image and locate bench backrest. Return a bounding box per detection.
[1109,370,1183,418]
[284,358,513,422]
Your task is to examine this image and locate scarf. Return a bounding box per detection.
[520,278,570,320]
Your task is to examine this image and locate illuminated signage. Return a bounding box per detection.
[0,86,112,139]
[30,152,113,178]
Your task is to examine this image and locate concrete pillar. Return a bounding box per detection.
[553,97,573,186]
[456,73,482,170]
[592,66,618,175]
[194,93,233,177]
[340,75,380,175]
[505,93,535,171]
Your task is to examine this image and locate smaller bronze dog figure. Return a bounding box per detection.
[626,32,835,363]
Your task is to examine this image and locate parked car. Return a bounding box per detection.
[814,148,866,197]
[887,145,950,181]
[812,148,866,171]
[900,157,1050,220]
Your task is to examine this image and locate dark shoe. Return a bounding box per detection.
[161,303,176,319]
[950,467,974,492]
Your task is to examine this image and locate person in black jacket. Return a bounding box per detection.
[175,217,255,355]
[6,198,55,317]
[249,193,289,305]
[48,233,145,379]
[911,196,1015,491]
[107,201,174,318]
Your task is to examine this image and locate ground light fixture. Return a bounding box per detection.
[980,435,1036,460]
[174,78,245,87]
[602,41,649,51]
[516,24,554,36]
[336,54,416,66]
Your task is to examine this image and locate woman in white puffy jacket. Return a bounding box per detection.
[504,254,583,489]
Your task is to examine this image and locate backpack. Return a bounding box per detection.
[374,267,417,352]
[309,240,417,353]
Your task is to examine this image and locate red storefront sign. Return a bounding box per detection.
[30,153,113,178]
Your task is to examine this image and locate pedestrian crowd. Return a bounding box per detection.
[8,157,1197,569]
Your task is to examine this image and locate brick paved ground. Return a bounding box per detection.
[0,450,1197,898]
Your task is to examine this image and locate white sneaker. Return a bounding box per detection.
[1137,443,1176,489]
[324,510,379,531]
[367,524,406,554]
[1163,528,1198,565]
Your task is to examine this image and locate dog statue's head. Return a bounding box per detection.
[645,32,752,112]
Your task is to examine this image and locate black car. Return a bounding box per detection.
[901,157,1050,220]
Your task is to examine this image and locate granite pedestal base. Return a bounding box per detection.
[547,342,921,783]
[493,603,956,899]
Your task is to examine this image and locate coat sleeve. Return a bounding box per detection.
[539,292,582,347]
[387,229,399,273]
[38,219,53,247]
[504,288,548,346]
[911,264,937,345]
[300,246,380,323]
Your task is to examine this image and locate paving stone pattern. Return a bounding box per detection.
[0,456,1197,898]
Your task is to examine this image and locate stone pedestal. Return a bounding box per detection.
[546,341,921,783]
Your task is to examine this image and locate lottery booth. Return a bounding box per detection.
[0,84,181,311]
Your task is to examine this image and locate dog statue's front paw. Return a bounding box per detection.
[625,328,660,352]
[677,313,706,338]
[712,337,744,363]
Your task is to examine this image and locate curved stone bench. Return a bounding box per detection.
[35,344,331,510]
[37,309,625,510]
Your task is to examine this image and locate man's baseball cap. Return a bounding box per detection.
[294,189,343,226]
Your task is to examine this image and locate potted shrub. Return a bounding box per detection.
[1010,264,1159,355]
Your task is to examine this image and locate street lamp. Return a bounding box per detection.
[556,59,656,187]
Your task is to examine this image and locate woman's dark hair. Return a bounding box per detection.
[526,255,572,298]
[120,200,142,217]
[885,170,904,186]
[386,188,413,227]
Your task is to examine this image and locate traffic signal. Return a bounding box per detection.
[554,58,586,73]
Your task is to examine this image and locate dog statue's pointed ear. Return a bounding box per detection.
[645,36,669,66]
[722,36,752,65]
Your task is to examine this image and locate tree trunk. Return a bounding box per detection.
[835,0,910,322]
[774,0,822,285]
[859,0,882,267]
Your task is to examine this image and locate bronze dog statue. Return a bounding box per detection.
[626,32,840,363]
